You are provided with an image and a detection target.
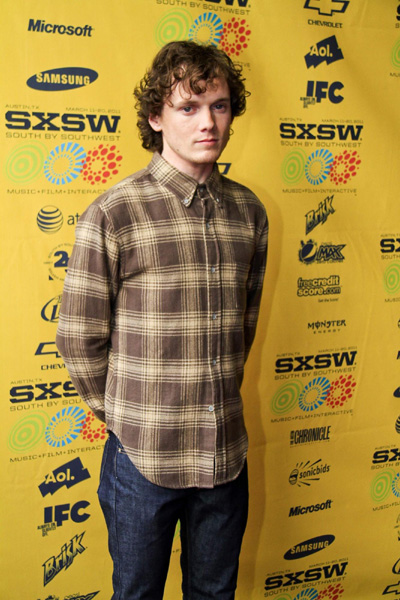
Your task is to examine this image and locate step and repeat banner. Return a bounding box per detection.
[1,1,400,599]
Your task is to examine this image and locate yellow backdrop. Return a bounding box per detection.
[1,1,400,599]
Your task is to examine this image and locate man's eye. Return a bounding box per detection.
[182,106,193,113]
[214,104,227,112]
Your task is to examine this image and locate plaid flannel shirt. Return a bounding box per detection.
[56,152,268,488]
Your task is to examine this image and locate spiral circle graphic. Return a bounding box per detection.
[81,144,123,185]
[384,262,400,295]
[371,471,393,503]
[395,416,400,434]
[271,380,303,415]
[6,143,47,184]
[81,411,107,443]
[44,142,86,185]
[305,149,333,185]
[189,13,223,45]
[45,406,86,448]
[330,150,361,185]
[219,17,251,57]
[281,150,306,185]
[318,583,345,600]
[298,377,330,412]
[155,10,191,47]
[393,473,400,498]
[392,38,400,69]
[293,589,318,600]
[8,412,49,452]
[325,374,356,409]
[37,205,64,233]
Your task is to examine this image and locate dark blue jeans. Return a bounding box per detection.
[97,432,248,600]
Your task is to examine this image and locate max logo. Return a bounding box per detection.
[305,35,344,68]
[27,67,98,91]
[284,534,335,560]
[39,458,90,496]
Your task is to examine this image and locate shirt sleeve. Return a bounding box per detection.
[56,203,120,422]
[244,209,268,362]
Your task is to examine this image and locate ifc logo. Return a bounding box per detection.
[37,205,63,233]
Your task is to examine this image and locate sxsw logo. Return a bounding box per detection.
[38,458,90,496]
[304,0,349,17]
[305,35,344,68]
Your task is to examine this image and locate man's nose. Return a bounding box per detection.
[200,108,215,129]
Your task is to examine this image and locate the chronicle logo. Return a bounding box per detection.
[27,68,98,91]
[305,35,344,68]
[28,19,93,37]
[43,532,86,586]
[299,239,345,264]
[289,499,333,517]
[306,195,335,234]
[289,459,331,487]
[304,0,349,17]
[284,534,335,560]
[290,425,331,446]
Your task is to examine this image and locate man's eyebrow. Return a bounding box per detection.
[174,96,230,106]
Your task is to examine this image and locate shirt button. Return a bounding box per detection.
[183,198,191,207]
[212,312,217,320]
[215,197,220,204]
[212,359,217,366]
[206,221,211,229]
[211,266,216,273]
[208,405,214,412]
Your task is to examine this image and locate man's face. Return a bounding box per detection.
[149,77,232,182]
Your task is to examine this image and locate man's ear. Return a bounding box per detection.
[148,114,162,132]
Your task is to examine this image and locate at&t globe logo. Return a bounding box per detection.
[37,206,63,233]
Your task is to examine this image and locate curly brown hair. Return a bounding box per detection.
[134,40,249,153]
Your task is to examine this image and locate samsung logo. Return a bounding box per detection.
[27,68,98,91]
[284,534,335,560]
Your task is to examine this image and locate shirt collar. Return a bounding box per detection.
[148,152,223,208]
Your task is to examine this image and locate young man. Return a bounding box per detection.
[56,41,268,600]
